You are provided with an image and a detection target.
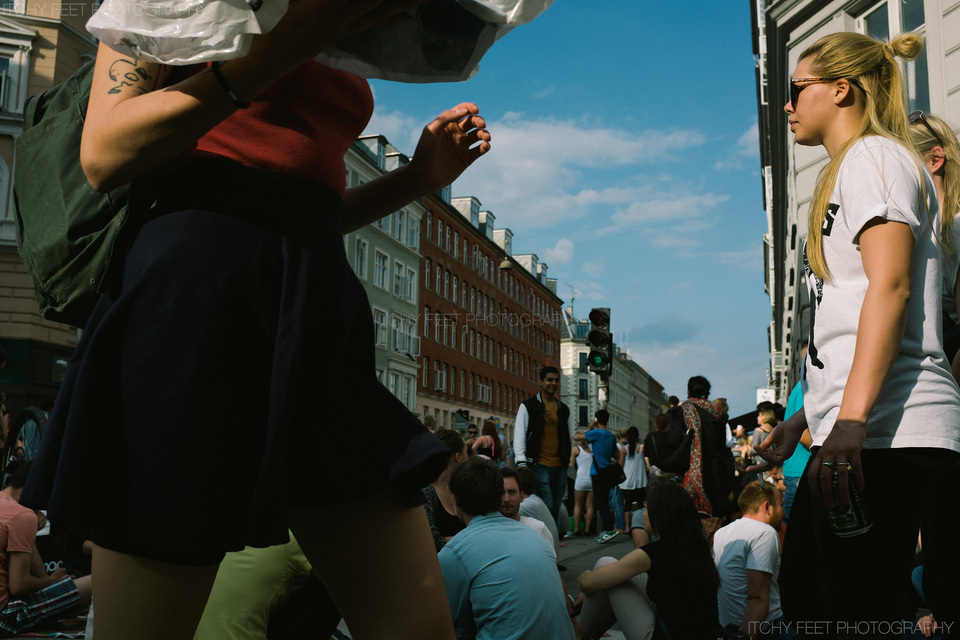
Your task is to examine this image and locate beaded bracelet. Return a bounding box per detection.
[211,61,250,109]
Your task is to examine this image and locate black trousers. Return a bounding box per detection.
[780,447,960,639]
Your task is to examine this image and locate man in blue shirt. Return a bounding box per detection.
[438,457,574,640]
[574,410,619,543]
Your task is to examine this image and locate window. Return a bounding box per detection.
[438,220,444,245]
[445,227,451,253]
[444,271,450,299]
[461,281,468,308]
[402,376,413,408]
[436,265,442,292]
[450,367,457,397]
[408,215,419,249]
[374,252,388,289]
[423,357,430,387]
[406,268,416,302]
[426,213,432,240]
[460,370,466,397]
[463,240,468,262]
[470,289,476,314]
[389,372,401,400]
[453,232,459,258]
[424,306,431,338]
[375,214,390,233]
[394,211,405,242]
[425,259,432,289]
[373,308,387,346]
[452,276,459,306]
[435,361,447,391]
[393,261,405,297]
[579,406,589,427]
[450,318,457,351]
[435,313,442,342]
[354,238,367,279]
[578,378,589,400]
[861,0,929,112]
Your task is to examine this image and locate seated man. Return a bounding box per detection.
[713,480,786,640]
[440,457,574,640]
[514,466,560,551]
[500,468,555,555]
[0,462,91,636]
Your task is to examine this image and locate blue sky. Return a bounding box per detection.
[363,0,771,417]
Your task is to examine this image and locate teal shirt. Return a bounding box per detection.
[438,513,574,640]
[781,382,811,478]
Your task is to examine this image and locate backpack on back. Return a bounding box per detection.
[13,60,150,328]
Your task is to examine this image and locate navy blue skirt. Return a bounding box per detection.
[21,158,449,565]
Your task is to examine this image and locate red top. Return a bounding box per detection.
[193,61,374,196]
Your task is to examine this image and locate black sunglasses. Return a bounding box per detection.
[910,111,944,147]
[789,77,838,108]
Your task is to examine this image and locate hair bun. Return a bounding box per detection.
[889,33,924,62]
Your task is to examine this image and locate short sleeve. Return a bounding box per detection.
[745,528,779,575]
[5,511,38,554]
[838,141,925,244]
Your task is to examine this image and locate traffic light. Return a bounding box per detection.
[586,308,612,377]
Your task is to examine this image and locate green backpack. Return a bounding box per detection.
[13,60,153,328]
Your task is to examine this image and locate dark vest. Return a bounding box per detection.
[521,395,571,466]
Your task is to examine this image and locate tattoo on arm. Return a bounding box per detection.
[107,59,169,95]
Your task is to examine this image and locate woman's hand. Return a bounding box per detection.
[807,419,866,506]
[750,410,807,474]
[406,103,492,194]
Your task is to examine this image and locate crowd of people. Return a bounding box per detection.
[0,10,958,640]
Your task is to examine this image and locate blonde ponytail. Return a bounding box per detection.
[802,32,926,279]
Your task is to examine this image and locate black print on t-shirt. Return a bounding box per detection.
[803,245,825,375]
[822,203,839,237]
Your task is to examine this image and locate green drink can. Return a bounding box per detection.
[827,465,872,537]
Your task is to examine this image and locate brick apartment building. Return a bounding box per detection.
[417,193,562,445]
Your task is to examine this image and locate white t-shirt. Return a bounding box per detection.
[519,516,556,557]
[802,136,960,452]
[713,516,782,627]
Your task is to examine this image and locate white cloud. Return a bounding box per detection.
[540,238,575,266]
[717,248,763,271]
[451,116,710,228]
[714,122,760,172]
[737,123,760,157]
[583,261,604,277]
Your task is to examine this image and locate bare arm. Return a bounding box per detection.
[8,551,66,597]
[577,548,651,594]
[742,569,772,639]
[341,104,490,233]
[81,0,423,191]
[811,218,912,502]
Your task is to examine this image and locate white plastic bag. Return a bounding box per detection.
[87,0,288,65]
[316,0,554,83]
[86,0,553,81]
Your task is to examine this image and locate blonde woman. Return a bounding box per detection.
[757,32,960,630]
[909,113,960,375]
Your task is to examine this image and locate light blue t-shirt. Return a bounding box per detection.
[438,513,574,640]
[584,428,617,475]
[781,381,811,478]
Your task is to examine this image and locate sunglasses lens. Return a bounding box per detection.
[790,82,800,106]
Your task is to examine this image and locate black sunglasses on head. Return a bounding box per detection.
[910,111,944,147]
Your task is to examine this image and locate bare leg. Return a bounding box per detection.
[585,492,595,534]
[91,545,219,640]
[289,488,455,640]
[574,490,585,532]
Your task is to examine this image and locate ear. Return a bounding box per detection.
[833,78,856,106]
[928,145,946,174]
